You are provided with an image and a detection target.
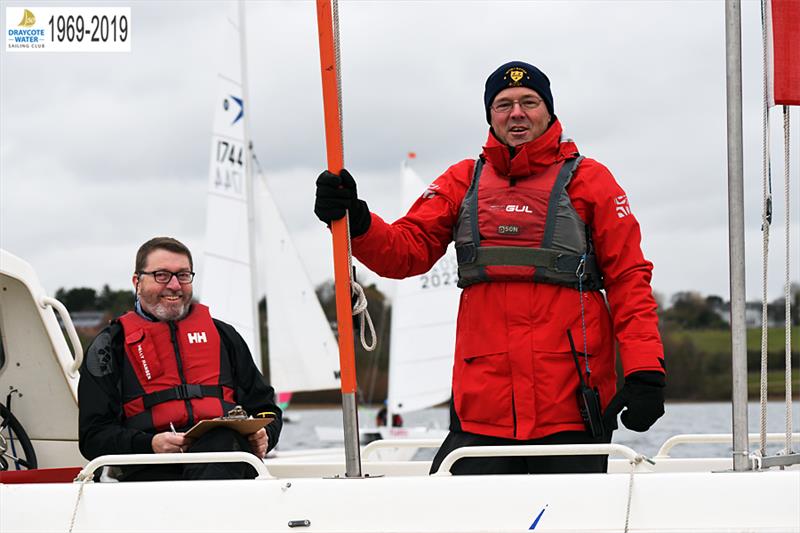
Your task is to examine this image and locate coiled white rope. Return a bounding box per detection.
[351,280,376,351]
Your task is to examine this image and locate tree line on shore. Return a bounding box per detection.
[57,283,799,403]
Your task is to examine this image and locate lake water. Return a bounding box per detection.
[278,401,800,459]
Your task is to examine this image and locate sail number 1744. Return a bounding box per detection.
[213,140,244,195]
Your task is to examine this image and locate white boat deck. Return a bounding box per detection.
[2,240,799,532]
[1,449,798,533]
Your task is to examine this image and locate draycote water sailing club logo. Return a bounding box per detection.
[18,9,35,27]
[7,8,45,49]
[6,6,132,52]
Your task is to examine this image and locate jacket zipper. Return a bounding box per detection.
[511,387,517,438]
[169,321,195,426]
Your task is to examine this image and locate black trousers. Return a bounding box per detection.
[118,427,258,481]
[429,429,613,475]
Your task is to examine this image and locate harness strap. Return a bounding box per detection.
[463,157,488,283]
[141,384,224,409]
[468,247,598,274]
[540,156,584,247]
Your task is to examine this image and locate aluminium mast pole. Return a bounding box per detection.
[724,0,751,472]
[238,0,263,371]
[315,0,362,478]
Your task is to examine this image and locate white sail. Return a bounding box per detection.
[201,3,261,369]
[386,160,459,415]
[257,174,341,393]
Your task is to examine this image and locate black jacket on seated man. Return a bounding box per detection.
[78,236,282,481]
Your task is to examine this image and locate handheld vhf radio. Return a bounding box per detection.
[566,330,605,439]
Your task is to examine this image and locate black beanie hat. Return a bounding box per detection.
[484,61,554,123]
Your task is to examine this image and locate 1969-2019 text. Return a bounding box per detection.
[48,14,128,43]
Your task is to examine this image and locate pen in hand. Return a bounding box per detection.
[169,422,184,453]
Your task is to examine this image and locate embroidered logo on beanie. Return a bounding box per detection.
[508,67,527,85]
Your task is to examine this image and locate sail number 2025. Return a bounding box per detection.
[419,255,458,290]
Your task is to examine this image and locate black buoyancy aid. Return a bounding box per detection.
[453,155,604,290]
[118,304,236,432]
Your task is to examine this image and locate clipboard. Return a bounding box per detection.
[183,415,274,440]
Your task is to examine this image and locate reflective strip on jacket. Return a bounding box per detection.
[351,120,665,440]
[118,304,236,432]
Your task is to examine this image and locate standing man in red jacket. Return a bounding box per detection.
[315,61,665,475]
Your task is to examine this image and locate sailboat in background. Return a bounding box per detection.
[201,2,340,405]
[316,155,456,443]
[257,171,341,396]
[383,156,459,435]
[201,2,261,369]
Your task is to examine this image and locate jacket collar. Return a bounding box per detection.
[482,119,579,178]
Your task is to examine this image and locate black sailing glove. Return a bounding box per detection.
[603,371,665,432]
[314,169,371,237]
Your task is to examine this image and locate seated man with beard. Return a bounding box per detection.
[78,236,282,481]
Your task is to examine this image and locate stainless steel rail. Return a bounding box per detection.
[75,452,273,481]
[40,295,83,376]
[432,443,648,476]
[655,433,800,459]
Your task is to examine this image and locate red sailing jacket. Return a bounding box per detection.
[118,304,236,432]
[352,120,665,440]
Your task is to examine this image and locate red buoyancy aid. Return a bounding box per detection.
[118,304,235,432]
[453,154,603,290]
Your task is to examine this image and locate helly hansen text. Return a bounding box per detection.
[137,344,152,380]
[187,332,207,344]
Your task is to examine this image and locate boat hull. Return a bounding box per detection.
[2,464,798,532]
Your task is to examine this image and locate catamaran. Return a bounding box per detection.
[1,1,798,532]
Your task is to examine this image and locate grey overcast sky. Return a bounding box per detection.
[1,0,797,306]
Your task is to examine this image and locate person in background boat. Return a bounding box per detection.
[78,236,283,481]
[314,61,665,475]
[376,402,404,428]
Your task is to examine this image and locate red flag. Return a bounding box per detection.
[768,0,800,106]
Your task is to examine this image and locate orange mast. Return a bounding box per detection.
[315,0,362,477]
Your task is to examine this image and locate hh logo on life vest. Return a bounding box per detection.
[187,332,207,344]
[615,196,631,218]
